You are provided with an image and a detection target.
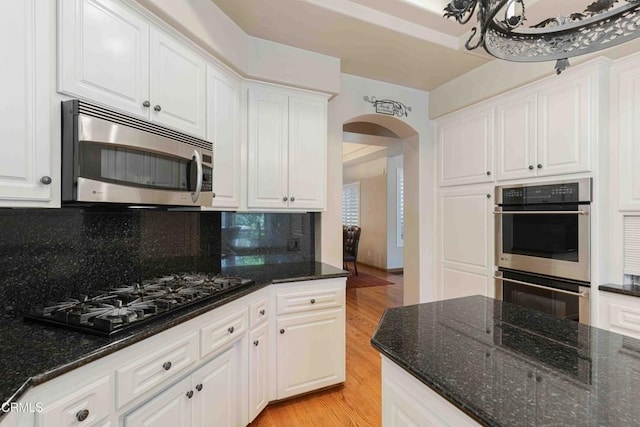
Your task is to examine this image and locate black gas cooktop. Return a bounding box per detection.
[25,273,254,336]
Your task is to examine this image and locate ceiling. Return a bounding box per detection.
[211,0,595,91]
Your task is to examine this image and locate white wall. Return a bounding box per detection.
[133,0,340,94]
[429,38,640,119]
[386,155,404,269]
[327,74,433,305]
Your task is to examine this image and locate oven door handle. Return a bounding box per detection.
[493,210,587,215]
[494,276,587,298]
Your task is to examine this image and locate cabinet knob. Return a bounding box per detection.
[280,329,285,334]
[76,409,89,422]
[290,197,295,202]
[486,171,491,176]
[537,164,543,169]
[486,194,491,199]
[283,196,288,202]
[528,165,534,170]
[259,309,265,316]
[163,361,172,371]
[154,104,162,112]
[142,100,150,108]
[40,176,52,185]
[195,384,203,392]
[212,193,216,198]
[186,390,194,399]
[310,298,316,304]
[254,340,259,346]
[228,326,234,334]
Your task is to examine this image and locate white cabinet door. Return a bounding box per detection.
[438,107,494,186]
[287,95,327,210]
[0,0,56,206]
[247,89,289,209]
[276,308,345,399]
[438,187,494,300]
[495,92,537,181]
[149,28,206,138]
[249,322,270,422]
[207,66,241,208]
[191,343,243,427]
[58,0,150,117]
[536,72,591,177]
[123,377,191,427]
[616,56,640,210]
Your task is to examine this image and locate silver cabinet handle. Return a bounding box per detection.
[493,210,587,215]
[310,299,316,304]
[537,164,543,169]
[290,197,295,202]
[283,196,288,202]
[154,104,162,112]
[494,276,586,297]
[486,171,491,176]
[259,309,265,316]
[228,326,234,334]
[212,192,216,198]
[163,361,172,370]
[40,176,52,185]
[143,100,150,107]
[186,390,194,399]
[195,384,203,392]
[254,340,259,346]
[528,165,534,170]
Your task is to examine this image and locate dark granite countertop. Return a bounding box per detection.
[371,295,640,427]
[599,283,640,298]
[0,261,347,413]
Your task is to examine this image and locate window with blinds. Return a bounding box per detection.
[624,216,640,275]
[342,182,360,226]
[397,168,404,248]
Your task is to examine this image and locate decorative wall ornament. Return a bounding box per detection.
[444,0,640,74]
[363,96,412,117]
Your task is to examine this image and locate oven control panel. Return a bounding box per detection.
[499,180,591,205]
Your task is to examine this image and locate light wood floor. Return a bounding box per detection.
[250,264,404,427]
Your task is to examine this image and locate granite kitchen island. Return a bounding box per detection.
[371,295,640,426]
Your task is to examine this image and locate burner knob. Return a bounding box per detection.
[163,361,172,371]
[310,299,316,304]
[259,309,265,316]
[195,384,203,392]
[186,390,194,399]
[228,326,234,334]
[76,409,89,422]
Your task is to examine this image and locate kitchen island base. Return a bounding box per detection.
[381,356,479,427]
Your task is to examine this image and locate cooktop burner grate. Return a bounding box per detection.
[25,273,254,336]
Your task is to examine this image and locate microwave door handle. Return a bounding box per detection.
[191,150,203,203]
[494,276,587,298]
[493,210,588,215]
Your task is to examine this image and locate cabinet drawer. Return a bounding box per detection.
[37,376,111,427]
[276,287,344,315]
[200,309,248,358]
[603,295,640,340]
[116,332,198,408]
[249,297,269,329]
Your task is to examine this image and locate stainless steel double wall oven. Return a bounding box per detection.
[494,178,592,323]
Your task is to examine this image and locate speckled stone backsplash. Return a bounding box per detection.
[0,207,221,317]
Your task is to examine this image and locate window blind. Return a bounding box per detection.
[397,169,404,248]
[342,182,360,227]
[624,216,640,275]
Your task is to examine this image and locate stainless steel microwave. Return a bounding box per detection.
[61,100,213,207]
[495,178,591,283]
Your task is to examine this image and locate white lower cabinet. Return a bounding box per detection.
[248,322,270,422]
[599,292,640,339]
[124,377,192,427]
[274,279,346,400]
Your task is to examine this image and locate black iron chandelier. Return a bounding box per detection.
[444,0,640,74]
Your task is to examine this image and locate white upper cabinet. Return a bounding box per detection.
[494,64,598,181]
[58,0,206,138]
[495,92,537,181]
[247,85,328,211]
[58,0,150,118]
[149,28,206,137]
[536,69,592,177]
[614,54,640,211]
[438,106,494,187]
[0,0,57,207]
[207,66,242,209]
